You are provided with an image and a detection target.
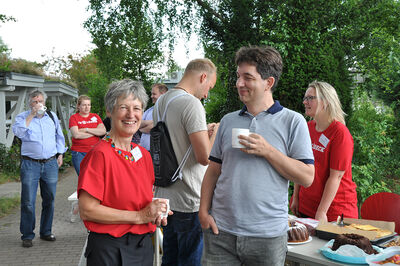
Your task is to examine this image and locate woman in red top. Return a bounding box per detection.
[290,81,358,223]
[78,79,170,266]
[69,95,106,176]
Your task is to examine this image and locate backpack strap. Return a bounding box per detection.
[171,145,192,182]
[46,109,63,157]
[155,92,192,182]
[155,92,188,122]
[46,109,56,125]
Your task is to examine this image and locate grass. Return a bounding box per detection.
[0,172,20,185]
[0,196,20,218]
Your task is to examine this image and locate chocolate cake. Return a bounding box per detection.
[331,233,378,255]
[288,221,309,242]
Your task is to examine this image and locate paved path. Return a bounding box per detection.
[0,167,87,266]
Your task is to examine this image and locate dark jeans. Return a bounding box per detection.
[71,150,86,176]
[20,158,58,240]
[161,211,203,266]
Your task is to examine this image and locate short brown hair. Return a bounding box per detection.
[235,46,283,91]
[152,83,168,93]
[184,58,217,76]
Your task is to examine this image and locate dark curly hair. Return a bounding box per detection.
[235,46,283,92]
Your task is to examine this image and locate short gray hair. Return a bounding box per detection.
[104,79,149,114]
[28,89,47,103]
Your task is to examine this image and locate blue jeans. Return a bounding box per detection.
[20,158,58,240]
[161,211,203,266]
[71,150,86,176]
[202,229,287,266]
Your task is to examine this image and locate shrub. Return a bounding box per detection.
[0,143,20,177]
[347,90,395,205]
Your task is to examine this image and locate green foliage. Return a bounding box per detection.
[0,53,11,72]
[0,143,20,178]
[0,37,10,55]
[0,14,16,24]
[86,73,109,118]
[347,90,398,204]
[154,0,359,120]
[42,52,109,118]
[0,196,20,218]
[0,56,44,76]
[59,149,72,172]
[360,34,400,115]
[85,0,163,89]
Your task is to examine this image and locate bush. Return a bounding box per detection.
[0,143,20,178]
[347,90,396,205]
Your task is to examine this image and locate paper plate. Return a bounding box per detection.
[288,236,312,245]
[320,239,383,264]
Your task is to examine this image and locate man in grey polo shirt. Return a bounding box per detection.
[199,45,315,266]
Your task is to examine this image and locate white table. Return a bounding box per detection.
[286,237,357,266]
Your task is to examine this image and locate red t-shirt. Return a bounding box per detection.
[69,113,103,152]
[299,120,358,221]
[77,139,156,237]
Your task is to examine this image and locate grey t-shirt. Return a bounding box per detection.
[209,101,314,237]
[153,89,208,212]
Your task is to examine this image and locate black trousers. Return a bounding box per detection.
[85,231,153,266]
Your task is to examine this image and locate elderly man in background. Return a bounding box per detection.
[12,89,66,248]
[139,83,168,151]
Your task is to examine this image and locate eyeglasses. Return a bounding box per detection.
[303,96,317,102]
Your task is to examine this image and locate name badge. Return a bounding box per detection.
[319,134,330,148]
[130,146,142,162]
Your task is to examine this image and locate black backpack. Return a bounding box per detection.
[150,93,192,187]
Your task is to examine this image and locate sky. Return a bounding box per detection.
[0,0,203,69]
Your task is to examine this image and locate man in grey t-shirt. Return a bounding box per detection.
[199,46,315,266]
[153,59,218,266]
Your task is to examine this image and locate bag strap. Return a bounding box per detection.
[45,109,63,157]
[155,91,192,182]
[46,109,56,126]
[171,145,192,182]
[155,92,188,122]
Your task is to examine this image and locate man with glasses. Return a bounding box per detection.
[12,90,66,248]
[199,46,315,265]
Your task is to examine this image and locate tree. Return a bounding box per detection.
[0,14,16,24]
[154,1,357,121]
[42,52,109,118]
[84,0,164,89]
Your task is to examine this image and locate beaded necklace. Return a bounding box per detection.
[104,135,134,162]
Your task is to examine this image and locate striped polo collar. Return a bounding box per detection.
[239,100,284,116]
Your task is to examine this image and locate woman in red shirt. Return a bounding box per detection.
[290,81,358,223]
[69,95,106,176]
[77,79,170,266]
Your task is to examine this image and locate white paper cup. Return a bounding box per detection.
[152,198,170,218]
[37,103,47,115]
[232,128,250,148]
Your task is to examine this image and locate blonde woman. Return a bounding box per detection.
[290,81,358,222]
[69,95,106,176]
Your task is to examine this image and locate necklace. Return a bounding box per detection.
[174,86,188,93]
[103,135,134,162]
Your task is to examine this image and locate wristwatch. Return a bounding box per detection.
[86,128,89,133]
